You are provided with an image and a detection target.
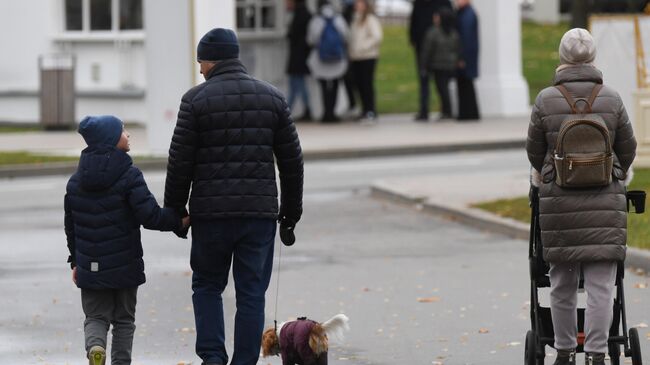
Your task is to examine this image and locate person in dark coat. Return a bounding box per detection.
[287,0,313,121]
[164,28,304,365]
[342,0,358,116]
[65,115,187,365]
[455,0,480,121]
[420,6,460,120]
[526,28,637,365]
[409,0,452,121]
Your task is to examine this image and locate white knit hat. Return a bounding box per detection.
[559,28,596,65]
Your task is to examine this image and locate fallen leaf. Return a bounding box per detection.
[634,322,648,328]
[417,296,441,303]
[634,283,648,289]
[478,328,490,334]
[508,341,522,347]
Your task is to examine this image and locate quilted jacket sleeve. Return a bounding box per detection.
[526,93,547,172]
[273,96,304,223]
[127,168,181,231]
[613,97,637,172]
[164,90,199,211]
[64,192,75,268]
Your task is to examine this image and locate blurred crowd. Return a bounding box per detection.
[285,0,482,124]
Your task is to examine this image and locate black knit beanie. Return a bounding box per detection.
[197,28,239,62]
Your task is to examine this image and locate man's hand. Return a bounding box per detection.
[72,267,77,285]
[182,215,191,229]
[279,217,296,246]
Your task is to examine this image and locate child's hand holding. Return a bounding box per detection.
[182,215,191,229]
[72,267,77,285]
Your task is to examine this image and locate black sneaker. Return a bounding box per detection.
[553,349,576,365]
[585,353,605,365]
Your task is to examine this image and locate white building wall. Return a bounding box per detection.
[0,0,147,124]
[0,1,58,91]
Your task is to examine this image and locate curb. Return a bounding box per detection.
[0,140,525,179]
[370,184,650,273]
[0,159,168,179]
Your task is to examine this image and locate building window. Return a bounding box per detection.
[90,0,112,30]
[64,0,143,32]
[65,0,83,30]
[236,0,281,33]
[119,0,143,30]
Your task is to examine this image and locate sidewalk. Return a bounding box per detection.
[0,114,528,158]
[370,162,650,272]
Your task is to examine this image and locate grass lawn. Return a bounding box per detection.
[521,21,569,104]
[0,125,42,133]
[376,25,421,114]
[474,169,650,250]
[0,152,78,166]
[376,21,568,113]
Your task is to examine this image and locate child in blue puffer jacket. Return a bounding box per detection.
[64,115,190,365]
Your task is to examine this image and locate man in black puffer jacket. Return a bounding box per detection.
[65,115,187,365]
[164,28,304,365]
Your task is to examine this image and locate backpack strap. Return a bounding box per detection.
[587,84,603,111]
[555,85,578,114]
[555,84,603,114]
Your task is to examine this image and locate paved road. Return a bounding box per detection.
[1,150,648,365]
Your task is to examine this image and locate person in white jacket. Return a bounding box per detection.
[348,0,383,122]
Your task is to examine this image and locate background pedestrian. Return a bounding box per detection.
[307,0,350,123]
[410,0,452,121]
[286,0,313,122]
[419,6,459,121]
[455,0,480,121]
[349,0,383,122]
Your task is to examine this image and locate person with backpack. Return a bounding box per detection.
[526,28,637,365]
[307,0,349,123]
[419,6,459,121]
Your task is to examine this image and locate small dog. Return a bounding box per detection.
[262,314,350,365]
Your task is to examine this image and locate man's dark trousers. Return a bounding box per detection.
[191,218,276,365]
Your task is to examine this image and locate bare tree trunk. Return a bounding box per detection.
[571,0,590,29]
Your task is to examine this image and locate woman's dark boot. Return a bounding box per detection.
[553,349,576,365]
[585,353,605,365]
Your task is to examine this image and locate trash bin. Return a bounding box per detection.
[39,54,75,130]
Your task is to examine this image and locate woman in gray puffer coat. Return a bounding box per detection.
[526,28,636,365]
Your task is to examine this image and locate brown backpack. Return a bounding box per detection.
[553,84,613,188]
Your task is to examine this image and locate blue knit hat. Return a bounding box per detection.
[197,28,239,62]
[78,115,123,147]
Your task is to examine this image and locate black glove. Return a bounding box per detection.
[279,217,296,246]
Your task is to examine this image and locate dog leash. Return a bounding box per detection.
[273,240,283,334]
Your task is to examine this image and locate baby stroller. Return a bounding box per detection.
[525,186,645,365]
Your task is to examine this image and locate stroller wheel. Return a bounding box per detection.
[526,330,538,365]
[609,343,620,365]
[629,328,643,365]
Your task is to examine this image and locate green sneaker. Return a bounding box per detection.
[88,345,106,365]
